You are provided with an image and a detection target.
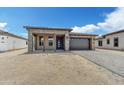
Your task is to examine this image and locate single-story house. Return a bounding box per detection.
[0,30,28,52]
[95,29,124,50]
[24,26,97,52]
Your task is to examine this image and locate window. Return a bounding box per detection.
[48,35,53,46]
[39,36,44,46]
[49,40,53,46]
[107,39,110,44]
[1,37,4,40]
[98,40,102,46]
[26,41,28,45]
[114,38,119,47]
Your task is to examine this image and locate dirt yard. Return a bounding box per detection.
[0,49,124,84]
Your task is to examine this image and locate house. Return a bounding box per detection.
[95,29,124,50]
[0,30,27,52]
[24,26,97,52]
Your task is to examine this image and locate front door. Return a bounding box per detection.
[56,36,64,50]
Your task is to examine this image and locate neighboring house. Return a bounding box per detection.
[95,29,124,50]
[24,26,97,52]
[0,30,28,52]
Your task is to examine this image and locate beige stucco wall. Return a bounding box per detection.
[29,29,69,35]
[90,37,95,50]
[95,32,124,50]
[65,33,70,51]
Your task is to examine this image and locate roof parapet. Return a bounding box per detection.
[24,26,72,32]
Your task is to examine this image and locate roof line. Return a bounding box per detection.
[70,32,98,36]
[23,26,72,31]
[96,29,124,39]
[0,30,27,40]
[103,29,124,37]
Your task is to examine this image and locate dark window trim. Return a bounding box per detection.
[114,37,119,47]
[107,39,110,44]
[39,36,44,46]
[98,40,102,46]
[48,40,53,46]
[48,35,54,46]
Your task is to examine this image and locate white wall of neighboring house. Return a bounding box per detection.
[0,35,7,51]
[0,35,27,52]
[95,32,124,50]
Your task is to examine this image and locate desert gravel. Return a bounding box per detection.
[0,49,124,84]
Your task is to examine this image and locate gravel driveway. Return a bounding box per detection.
[72,49,124,77]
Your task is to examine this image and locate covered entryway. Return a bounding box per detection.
[70,38,90,50]
[56,35,65,50]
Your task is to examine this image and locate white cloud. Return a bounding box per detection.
[72,24,99,33]
[72,7,124,34]
[98,7,124,32]
[0,22,7,30]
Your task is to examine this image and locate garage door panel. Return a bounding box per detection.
[70,38,89,50]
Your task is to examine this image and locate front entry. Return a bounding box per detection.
[56,36,64,50]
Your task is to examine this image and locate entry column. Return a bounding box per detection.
[28,32,33,52]
[54,33,56,51]
[65,33,70,51]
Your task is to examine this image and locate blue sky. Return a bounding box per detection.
[0,7,120,37]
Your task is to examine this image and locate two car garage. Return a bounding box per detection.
[69,33,96,50]
[70,37,90,50]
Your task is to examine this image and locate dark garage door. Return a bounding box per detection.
[70,38,90,50]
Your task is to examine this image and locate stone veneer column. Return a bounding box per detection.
[65,33,70,51]
[32,35,35,51]
[54,34,56,51]
[28,31,33,52]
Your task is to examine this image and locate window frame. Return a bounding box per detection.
[1,37,4,40]
[48,35,54,46]
[107,39,110,44]
[114,37,119,47]
[98,40,102,46]
[39,36,44,46]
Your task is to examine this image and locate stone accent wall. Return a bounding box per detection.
[54,34,56,51]
[28,31,33,52]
